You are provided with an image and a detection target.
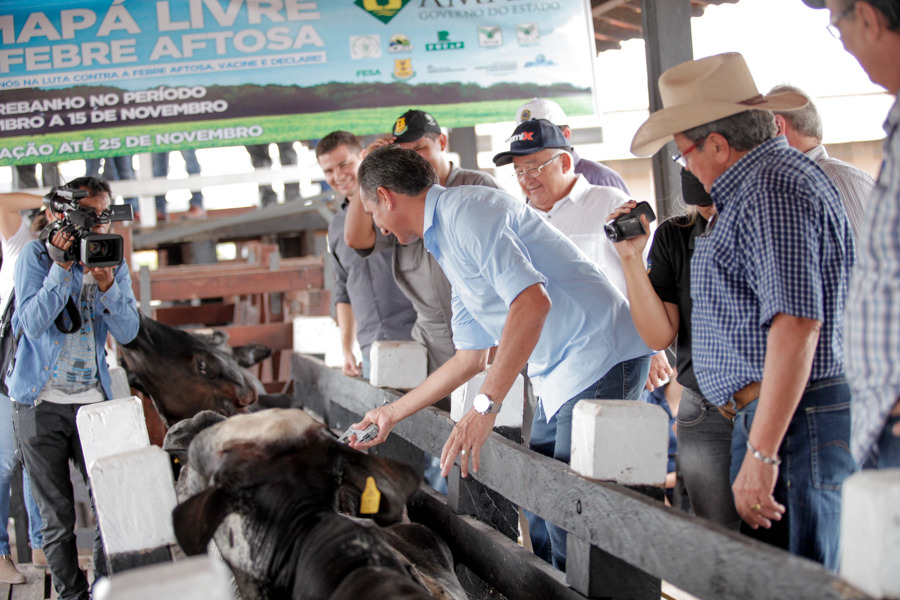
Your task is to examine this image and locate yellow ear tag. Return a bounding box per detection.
[360,476,381,515]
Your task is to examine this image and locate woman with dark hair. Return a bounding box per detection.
[608,170,740,530]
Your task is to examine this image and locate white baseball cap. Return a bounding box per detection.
[515,98,567,126]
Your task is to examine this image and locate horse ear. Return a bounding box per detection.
[231,343,273,368]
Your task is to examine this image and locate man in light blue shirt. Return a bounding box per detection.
[350,146,651,571]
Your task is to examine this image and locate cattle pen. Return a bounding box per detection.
[292,353,871,600]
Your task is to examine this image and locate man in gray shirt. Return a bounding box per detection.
[344,110,501,374]
[318,131,416,378]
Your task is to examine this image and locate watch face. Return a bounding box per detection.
[474,394,490,413]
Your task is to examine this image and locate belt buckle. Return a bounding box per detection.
[717,398,737,421]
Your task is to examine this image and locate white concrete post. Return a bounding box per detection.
[840,469,900,599]
[369,341,427,389]
[92,555,232,600]
[91,447,178,564]
[76,397,151,475]
[569,400,668,485]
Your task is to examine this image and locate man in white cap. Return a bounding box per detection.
[515,97,630,193]
[631,52,855,569]
[802,0,900,470]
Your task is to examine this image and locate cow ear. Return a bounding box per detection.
[338,444,421,526]
[172,486,235,555]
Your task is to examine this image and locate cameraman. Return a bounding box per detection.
[9,177,139,600]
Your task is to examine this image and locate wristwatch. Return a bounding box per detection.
[473,393,501,415]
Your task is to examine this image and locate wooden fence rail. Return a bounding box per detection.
[292,353,870,600]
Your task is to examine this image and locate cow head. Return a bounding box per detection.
[120,314,259,426]
[171,409,424,598]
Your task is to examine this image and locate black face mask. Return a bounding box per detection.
[681,168,712,207]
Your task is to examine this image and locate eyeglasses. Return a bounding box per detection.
[671,136,708,167]
[827,1,856,38]
[512,153,562,180]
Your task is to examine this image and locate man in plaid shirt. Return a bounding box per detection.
[631,52,856,569]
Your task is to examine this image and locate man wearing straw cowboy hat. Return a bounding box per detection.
[631,52,856,569]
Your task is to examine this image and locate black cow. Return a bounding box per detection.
[120,314,274,426]
[167,409,466,600]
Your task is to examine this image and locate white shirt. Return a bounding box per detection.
[0,219,36,310]
[806,144,874,239]
[536,175,637,299]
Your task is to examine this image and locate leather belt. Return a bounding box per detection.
[717,381,762,421]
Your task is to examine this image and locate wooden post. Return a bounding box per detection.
[640,0,694,220]
[566,400,668,598]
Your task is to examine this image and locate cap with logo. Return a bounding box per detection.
[515,97,567,126]
[492,119,572,166]
[391,110,442,144]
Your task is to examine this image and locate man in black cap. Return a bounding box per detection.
[344,109,500,374]
[494,119,635,299]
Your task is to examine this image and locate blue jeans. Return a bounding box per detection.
[875,414,900,468]
[0,396,42,555]
[677,387,741,530]
[730,377,855,571]
[526,354,651,571]
[152,151,204,214]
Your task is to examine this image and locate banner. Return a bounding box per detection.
[0,0,598,166]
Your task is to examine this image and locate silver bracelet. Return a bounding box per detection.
[746,440,781,466]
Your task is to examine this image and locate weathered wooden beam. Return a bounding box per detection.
[203,322,293,351]
[147,268,321,301]
[594,39,623,53]
[292,354,871,600]
[603,6,643,30]
[409,487,586,600]
[153,304,235,327]
[132,193,333,249]
[591,0,632,18]
[143,255,320,276]
[593,19,643,43]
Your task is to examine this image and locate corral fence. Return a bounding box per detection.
[292,353,870,600]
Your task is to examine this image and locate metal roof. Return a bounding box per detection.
[590,0,739,53]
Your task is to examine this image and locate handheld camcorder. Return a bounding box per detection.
[604,201,656,243]
[41,186,133,268]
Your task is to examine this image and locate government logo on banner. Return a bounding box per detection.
[355,0,411,24]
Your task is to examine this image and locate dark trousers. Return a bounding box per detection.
[13,402,107,600]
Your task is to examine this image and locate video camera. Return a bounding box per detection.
[41,186,133,268]
[604,201,656,243]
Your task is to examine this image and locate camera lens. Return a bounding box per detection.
[88,240,106,256]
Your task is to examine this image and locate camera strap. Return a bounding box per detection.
[54,297,82,334]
